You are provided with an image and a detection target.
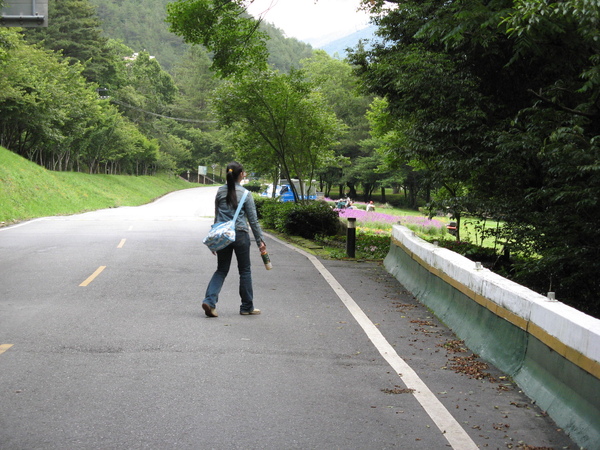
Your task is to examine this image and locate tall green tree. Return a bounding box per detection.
[22,0,121,86]
[212,69,345,201]
[164,47,229,171]
[124,51,178,114]
[171,46,220,124]
[363,97,421,206]
[166,0,268,78]
[301,50,372,197]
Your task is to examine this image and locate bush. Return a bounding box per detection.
[253,195,270,219]
[285,201,340,239]
[354,229,391,259]
[257,198,340,239]
[315,229,391,260]
[245,181,264,193]
[259,198,295,232]
[433,239,498,262]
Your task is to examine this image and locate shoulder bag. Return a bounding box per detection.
[203,190,249,252]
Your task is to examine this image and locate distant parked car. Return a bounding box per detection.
[260,179,317,202]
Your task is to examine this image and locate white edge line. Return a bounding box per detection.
[268,234,478,450]
[0,217,48,232]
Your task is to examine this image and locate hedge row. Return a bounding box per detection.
[254,196,340,239]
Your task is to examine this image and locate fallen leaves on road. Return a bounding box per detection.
[410,319,436,327]
[392,302,417,312]
[510,401,530,409]
[381,386,416,394]
[514,445,554,450]
[438,339,468,353]
[448,354,497,382]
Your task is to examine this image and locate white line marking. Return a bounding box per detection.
[270,235,478,450]
[0,218,47,232]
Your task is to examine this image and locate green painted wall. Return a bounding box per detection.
[384,243,600,449]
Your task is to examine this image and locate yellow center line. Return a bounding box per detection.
[0,344,14,355]
[80,266,106,287]
[117,239,126,248]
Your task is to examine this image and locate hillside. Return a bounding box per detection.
[0,147,191,225]
[91,0,186,72]
[90,0,314,73]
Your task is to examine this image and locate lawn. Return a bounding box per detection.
[317,199,504,260]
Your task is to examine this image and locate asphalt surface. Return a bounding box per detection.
[0,186,577,449]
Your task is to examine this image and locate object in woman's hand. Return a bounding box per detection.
[260,249,272,270]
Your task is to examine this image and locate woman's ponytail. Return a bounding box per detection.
[225,162,244,208]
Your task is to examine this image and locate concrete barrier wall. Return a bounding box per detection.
[384,225,600,449]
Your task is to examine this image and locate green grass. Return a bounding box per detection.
[0,147,192,225]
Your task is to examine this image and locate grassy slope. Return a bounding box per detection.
[0,147,192,225]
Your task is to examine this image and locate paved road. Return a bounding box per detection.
[0,187,576,449]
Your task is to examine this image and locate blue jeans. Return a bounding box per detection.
[203,231,254,313]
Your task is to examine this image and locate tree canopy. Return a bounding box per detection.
[23,0,121,86]
[212,69,345,200]
[352,0,600,315]
[166,0,269,77]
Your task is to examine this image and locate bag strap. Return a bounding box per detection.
[232,190,249,222]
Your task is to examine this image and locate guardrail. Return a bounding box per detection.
[384,225,600,449]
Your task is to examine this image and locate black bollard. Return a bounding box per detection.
[346,217,356,258]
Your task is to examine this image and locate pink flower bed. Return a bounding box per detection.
[337,207,445,229]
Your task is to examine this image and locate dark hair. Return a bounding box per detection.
[225,161,243,208]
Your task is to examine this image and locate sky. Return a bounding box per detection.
[246,0,371,47]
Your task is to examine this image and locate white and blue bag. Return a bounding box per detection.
[203,190,248,252]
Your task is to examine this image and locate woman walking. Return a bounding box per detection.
[202,162,266,317]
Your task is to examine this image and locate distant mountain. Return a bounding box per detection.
[319,25,378,59]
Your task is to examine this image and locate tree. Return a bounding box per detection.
[362,98,418,205]
[0,28,166,175]
[353,44,487,235]
[0,26,13,61]
[342,154,387,200]
[212,69,345,201]
[172,46,221,124]
[91,0,190,73]
[23,0,122,86]
[301,50,373,198]
[353,0,600,315]
[123,51,178,116]
[0,29,103,169]
[166,0,268,78]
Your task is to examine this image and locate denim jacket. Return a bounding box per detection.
[214,184,264,247]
